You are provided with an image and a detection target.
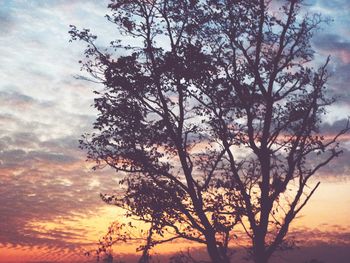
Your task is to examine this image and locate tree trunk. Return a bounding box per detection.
[253,240,269,263]
[205,231,230,263]
[254,256,268,263]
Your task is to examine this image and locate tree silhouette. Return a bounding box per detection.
[70,0,349,262]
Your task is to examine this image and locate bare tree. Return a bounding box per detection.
[70,0,349,262]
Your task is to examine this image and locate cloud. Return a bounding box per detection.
[0,129,118,252]
[320,118,349,135]
[0,2,16,35]
[326,63,350,105]
[311,33,350,105]
[308,0,350,106]
[313,0,350,12]
[0,90,36,107]
[314,34,350,64]
[290,225,350,246]
[0,149,78,169]
[309,147,350,176]
[298,118,350,176]
[0,0,114,249]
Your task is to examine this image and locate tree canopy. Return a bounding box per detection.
[70,0,349,262]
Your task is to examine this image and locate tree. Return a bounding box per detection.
[70,0,349,262]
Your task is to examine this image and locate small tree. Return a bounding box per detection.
[70,0,348,262]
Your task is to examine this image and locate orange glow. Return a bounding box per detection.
[293,178,350,229]
[0,245,86,263]
[1,177,348,262]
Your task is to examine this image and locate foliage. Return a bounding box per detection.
[70,0,349,262]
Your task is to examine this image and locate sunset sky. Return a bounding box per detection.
[0,0,350,262]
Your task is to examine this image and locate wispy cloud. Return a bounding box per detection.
[0,0,117,255]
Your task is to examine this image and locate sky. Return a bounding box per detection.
[0,0,349,262]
